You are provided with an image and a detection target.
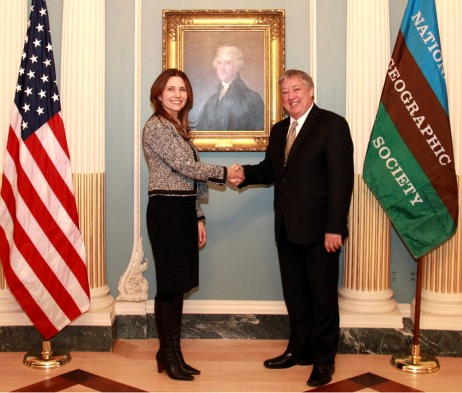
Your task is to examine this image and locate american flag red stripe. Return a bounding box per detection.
[0,241,59,337]
[25,124,80,227]
[0,0,90,340]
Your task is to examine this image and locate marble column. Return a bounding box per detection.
[339,0,401,328]
[0,0,28,319]
[60,0,115,327]
[413,0,462,330]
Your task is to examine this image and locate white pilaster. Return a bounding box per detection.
[340,0,401,326]
[61,0,114,316]
[411,0,462,331]
[0,0,27,312]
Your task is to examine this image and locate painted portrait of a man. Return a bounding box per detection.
[184,31,265,132]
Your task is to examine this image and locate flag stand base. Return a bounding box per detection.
[390,344,439,374]
[23,340,71,369]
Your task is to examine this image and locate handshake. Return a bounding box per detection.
[227,164,245,187]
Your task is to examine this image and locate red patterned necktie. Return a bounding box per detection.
[284,120,298,163]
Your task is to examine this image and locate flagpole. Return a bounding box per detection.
[391,257,440,373]
[23,339,71,369]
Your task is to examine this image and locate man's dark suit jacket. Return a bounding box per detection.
[239,104,354,245]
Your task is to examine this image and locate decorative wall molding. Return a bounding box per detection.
[309,0,317,85]
[146,299,289,315]
[115,299,410,329]
[116,0,149,302]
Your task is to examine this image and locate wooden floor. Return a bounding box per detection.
[0,339,461,392]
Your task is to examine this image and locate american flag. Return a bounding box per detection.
[0,0,90,340]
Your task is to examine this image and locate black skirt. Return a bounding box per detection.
[146,196,199,294]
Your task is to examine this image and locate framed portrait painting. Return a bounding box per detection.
[163,9,285,151]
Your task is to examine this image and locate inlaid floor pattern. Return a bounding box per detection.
[1,339,460,392]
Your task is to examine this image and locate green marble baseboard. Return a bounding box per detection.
[2,315,462,357]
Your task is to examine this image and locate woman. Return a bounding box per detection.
[142,69,237,381]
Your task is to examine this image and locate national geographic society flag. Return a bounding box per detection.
[363,0,458,259]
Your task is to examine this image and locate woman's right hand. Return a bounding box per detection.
[227,164,244,186]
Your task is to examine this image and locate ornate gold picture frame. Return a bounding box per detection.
[163,9,285,151]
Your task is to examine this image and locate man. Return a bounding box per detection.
[196,45,264,131]
[230,70,354,387]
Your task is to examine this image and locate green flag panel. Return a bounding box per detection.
[364,104,456,258]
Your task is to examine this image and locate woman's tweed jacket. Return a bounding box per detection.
[142,115,227,221]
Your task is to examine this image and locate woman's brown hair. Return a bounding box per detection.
[150,68,193,139]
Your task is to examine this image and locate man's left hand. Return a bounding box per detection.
[325,233,342,253]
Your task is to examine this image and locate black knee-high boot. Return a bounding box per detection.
[155,297,194,381]
[172,295,201,375]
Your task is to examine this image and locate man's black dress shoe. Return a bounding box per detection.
[307,363,335,387]
[264,352,313,369]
